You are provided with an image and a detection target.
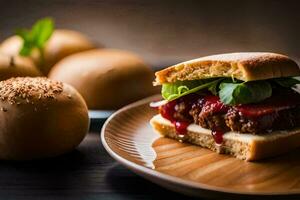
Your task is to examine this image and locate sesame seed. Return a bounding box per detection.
[0,77,64,105]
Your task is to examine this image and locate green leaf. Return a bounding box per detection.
[273,77,300,88]
[162,81,197,100]
[160,77,295,105]
[15,17,54,57]
[219,81,272,105]
[16,29,32,56]
[19,41,34,56]
[31,17,54,48]
[207,79,221,95]
[161,79,221,101]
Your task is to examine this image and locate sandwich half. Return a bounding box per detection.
[150,52,300,161]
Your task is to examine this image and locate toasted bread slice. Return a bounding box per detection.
[150,114,300,161]
[154,52,300,85]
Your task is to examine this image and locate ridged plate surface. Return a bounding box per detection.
[101,95,300,199]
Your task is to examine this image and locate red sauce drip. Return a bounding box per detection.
[159,95,200,135]
[160,100,189,135]
[174,121,189,135]
[160,100,190,135]
[159,100,177,122]
[211,129,224,145]
[159,95,228,141]
[202,96,226,144]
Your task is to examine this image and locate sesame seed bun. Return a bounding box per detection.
[0,77,89,160]
[0,54,42,80]
[154,52,300,84]
[0,29,95,75]
[49,49,158,110]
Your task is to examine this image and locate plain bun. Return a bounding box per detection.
[49,49,157,109]
[0,54,42,80]
[0,77,89,160]
[155,52,300,84]
[0,29,95,75]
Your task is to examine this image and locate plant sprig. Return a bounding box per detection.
[15,17,54,63]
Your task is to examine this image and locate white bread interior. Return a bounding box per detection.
[154,52,300,85]
[150,114,300,161]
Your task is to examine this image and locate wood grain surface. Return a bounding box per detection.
[102,95,300,199]
[153,137,300,192]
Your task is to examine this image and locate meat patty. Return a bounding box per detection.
[173,101,193,122]
[225,107,300,133]
[190,97,229,131]
[160,90,300,134]
[159,93,200,123]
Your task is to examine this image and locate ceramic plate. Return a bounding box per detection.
[101,95,300,199]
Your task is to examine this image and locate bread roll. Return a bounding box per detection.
[154,52,300,85]
[0,29,95,75]
[0,54,42,80]
[49,49,158,109]
[0,77,89,160]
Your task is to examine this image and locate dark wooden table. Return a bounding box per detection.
[0,121,199,200]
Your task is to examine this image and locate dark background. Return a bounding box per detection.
[1,0,300,67]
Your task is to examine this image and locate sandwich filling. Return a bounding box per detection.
[154,77,300,144]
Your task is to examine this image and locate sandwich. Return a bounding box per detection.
[150,52,300,161]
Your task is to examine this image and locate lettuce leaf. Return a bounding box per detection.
[219,81,272,105]
[161,76,298,105]
[162,79,221,101]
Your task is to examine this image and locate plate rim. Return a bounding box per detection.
[101,94,300,196]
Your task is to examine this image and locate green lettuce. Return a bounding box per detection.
[161,76,300,105]
[162,79,221,101]
[219,81,272,105]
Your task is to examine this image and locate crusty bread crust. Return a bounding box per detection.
[150,114,300,161]
[154,52,300,84]
[49,49,158,109]
[0,77,89,160]
[0,54,42,80]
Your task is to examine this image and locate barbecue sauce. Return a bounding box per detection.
[159,95,227,144]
